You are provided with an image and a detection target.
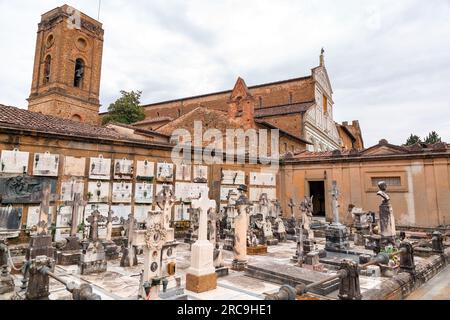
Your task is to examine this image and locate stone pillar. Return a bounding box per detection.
[399,241,415,275]
[26,256,54,300]
[338,259,361,300]
[186,191,217,293]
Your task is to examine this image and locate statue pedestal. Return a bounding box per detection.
[56,236,82,265]
[325,223,350,251]
[231,259,247,271]
[186,240,217,293]
[247,245,268,255]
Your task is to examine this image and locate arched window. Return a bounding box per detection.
[178,109,181,117]
[74,58,85,88]
[44,55,51,84]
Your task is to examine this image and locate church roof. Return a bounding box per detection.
[254,101,315,118]
[0,104,170,145]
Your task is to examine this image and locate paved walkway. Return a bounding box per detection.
[406,266,450,300]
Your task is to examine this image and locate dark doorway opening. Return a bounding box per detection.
[309,181,325,216]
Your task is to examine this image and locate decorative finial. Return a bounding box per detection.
[320,48,325,66]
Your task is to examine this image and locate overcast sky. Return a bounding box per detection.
[0,0,449,147]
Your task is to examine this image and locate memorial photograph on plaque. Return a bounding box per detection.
[0,149,29,174]
[32,152,60,177]
[175,182,208,202]
[176,162,191,181]
[156,162,174,182]
[135,182,153,204]
[89,156,111,180]
[87,181,111,203]
[60,180,85,202]
[221,169,245,185]
[26,206,55,235]
[112,182,132,203]
[63,156,86,177]
[114,159,134,180]
[136,160,154,181]
[193,165,208,183]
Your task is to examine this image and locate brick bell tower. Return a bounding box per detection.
[28,4,104,125]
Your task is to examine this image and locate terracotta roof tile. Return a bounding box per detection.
[254,101,315,118]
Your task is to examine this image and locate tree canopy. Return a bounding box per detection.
[404,131,443,146]
[102,90,145,125]
[405,134,421,146]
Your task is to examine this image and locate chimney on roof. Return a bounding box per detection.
[228,77,255,126]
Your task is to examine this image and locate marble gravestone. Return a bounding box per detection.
[79,209,108,275]
[87,181,110,203]
[0,149,29,174]
[176,162,191,181]
[88,156,111,180]
[135,182,153,204]
[63,156,86,177]
[186,190,217,293]
[113,159,133,180]
[136,160,154,181]
[193,165,208,183]
[156,162,174,182]
[32,152,59,177]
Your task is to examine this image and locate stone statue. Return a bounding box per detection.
[376,181,390,203]
[376,181,396,243]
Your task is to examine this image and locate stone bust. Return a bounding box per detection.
[376,181,390,203]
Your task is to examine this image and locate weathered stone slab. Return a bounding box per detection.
[0,176,57,204]
[245,261,339,295]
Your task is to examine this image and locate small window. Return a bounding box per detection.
[259,97,263,107]
[71,114,82,122]
[157,112,160,117]
[289,92,293,104]
[371,177,401,187]
[44,55,51,84]
[74,58,85,88]
[323,94,328,114]
[178,109,181,117]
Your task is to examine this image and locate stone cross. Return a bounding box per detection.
[86,209,107,242]
[191,192,216,242]
[64,193,87,237]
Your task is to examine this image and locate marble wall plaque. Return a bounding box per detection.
[221,170,245,185]
[134,205,152,223]
[88,156,111,180]
[0,149,29,174]
[54,206,83,241]
[175,204,190,221]
[112,182,132,203]
[249,187,277,202]
[114,159,134,180]
[193,165,208,183]
[176,163,192,181]
[110,205,132,225]
[87,181,110,203]
[250,172,276,186]
[0,176,57,204]
[156,162,174,182]
[136,160,154,180]
[135,182,153,204]
[63,156,86,177]
[32,152,60,177]
[60,180,85,202]
[220,187,239,201]
[26,206,55,233]
[0,206,22,233]
[175,182,208,202]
